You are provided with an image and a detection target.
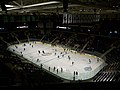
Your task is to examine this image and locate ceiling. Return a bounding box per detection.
[0,0,120,14]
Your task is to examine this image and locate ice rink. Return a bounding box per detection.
[7,41,106,81]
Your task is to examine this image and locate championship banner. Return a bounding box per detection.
[63,13,100,24]
[63,12,68,24]
[68,13,72,24]
[63,13,72,24]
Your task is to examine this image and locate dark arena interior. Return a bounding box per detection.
[0,0,120,89]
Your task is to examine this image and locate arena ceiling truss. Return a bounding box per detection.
[0,0,120,14]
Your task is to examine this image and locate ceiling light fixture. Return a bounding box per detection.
[5,5,15,8]
[23,1,60,8]
[6,1,60,11]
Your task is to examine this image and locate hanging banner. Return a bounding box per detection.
[63,12,68,24]
[68,13,72,24]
